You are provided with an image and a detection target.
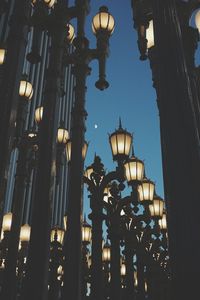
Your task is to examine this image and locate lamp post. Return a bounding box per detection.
[131,1,200,298]
[83,122,132,300]
[0,0,31,238]
[81,217,92,299]
[60,4,115,300]
[83,122,170,300]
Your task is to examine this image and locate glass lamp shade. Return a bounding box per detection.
[20,224,31,242]
[149,195,164,219]
[51,227,65,245]
[28,132,37,138]
[195,9,200,33]
[65,140,71,162]
[82,141,88,160]
[159,210,167,230]
[35,106,43,124]
[66,140,88,162]
[92,6,115,35]
[146,20,154,49]
[44,0,56,8]
[103,186,111,203]
[109,126,132,161]
[66,23,75,43]
[84,165,94,180]
[82,221,92,243]
[57,265,63,276]
[138,178,155,204]
[63,215,67,231]
[0,48,6,65]
[19,80,33,100]
[88,255,92,268]
[120,262,126,276]
[134,271,138,287]
[124,156,144,184]
[102,243,111,262]
[2,212,12,232]
[57,128,69,144]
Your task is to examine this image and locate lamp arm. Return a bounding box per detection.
[99,170,122,193]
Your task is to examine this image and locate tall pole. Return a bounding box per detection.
[0,0,31,234]
[0,134,33,300]
[90,191,103,300]
[21,2,67,299]
[62,2,90,298]
[150,0,200,299]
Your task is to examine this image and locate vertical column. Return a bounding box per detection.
[151,0,200,299]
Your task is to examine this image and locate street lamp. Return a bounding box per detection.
[34,106,43,125]
[149,194,164,220]
[0,47,6,65]
[82,218,92,244]
[65,139,88,162]
[109,120,132,163]
[137,177,155,205]
[124,155,144,184]
[19,78,33,100]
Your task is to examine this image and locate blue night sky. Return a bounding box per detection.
[69,1,165,209]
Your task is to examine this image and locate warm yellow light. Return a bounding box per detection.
[82,221,92,243]
[66,140,88,162]
[138,178,155,204]
[88,255,92,268]
[0,48,6,65]
[109,123,132,161]
[149,195,164,219]
[120,262,126,276]
[20,224,31,242]
[146,20,154,49]
[2,212,12,232]
[44,0,56,8]
[63,215,67,231]
[57,128,69,144]
[124,156,144,184]
[82,141,88,160]
[65,140,71,161]
[84,165,94,180]
[51,227,65,245]
[66,24,75,43]
[35,106,43,124]
[134,271,138,287]
[145,281,148,292]
[159,210,167,230]
[102,242,111,262]
[19,80,33,100]
[195,9,200,33]
[28,132,37,138]
[103,186,111,203]
[92,6,115,35]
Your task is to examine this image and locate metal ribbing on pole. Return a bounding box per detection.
[151,1,200,299]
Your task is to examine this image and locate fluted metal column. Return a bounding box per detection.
[0,0,31,235]
[21,2,67,299]
[1,136,29,300]
[150,0,200,299]
[90,191,103,300]
[61,1,90,298]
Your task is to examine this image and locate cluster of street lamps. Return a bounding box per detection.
[0,120,170,299]
[82,121,170,299]
[0,1,116,299]
[3,0,198,299]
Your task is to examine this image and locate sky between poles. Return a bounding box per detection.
[68,0,165,212]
